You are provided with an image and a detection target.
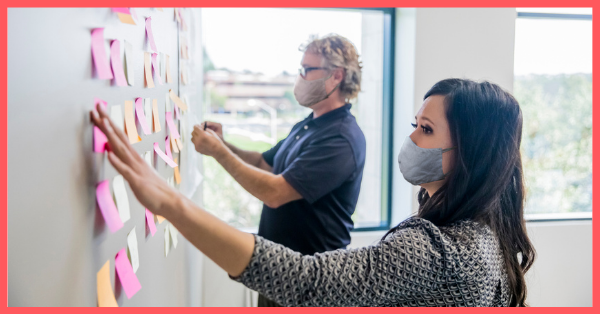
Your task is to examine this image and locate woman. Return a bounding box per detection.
[90,78,535,306]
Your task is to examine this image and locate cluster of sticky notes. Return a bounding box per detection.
[112,8,136,25]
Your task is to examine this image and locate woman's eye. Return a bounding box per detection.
[411,123,417,129]
[421,126,432,134]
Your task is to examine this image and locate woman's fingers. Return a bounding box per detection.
[107,151,138,184]
[96,103,133,153]
[102,118,137,166]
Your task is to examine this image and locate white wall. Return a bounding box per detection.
[194,8,592,307]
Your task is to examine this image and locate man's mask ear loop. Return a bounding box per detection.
[441,146,457,178]
[323,73,340,100]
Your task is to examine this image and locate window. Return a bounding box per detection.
[201,8,394,230]
[513,8,592,217]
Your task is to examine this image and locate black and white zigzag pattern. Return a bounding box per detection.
[231,217,510,307]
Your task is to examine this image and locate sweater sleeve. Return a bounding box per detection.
[230,218,448,307]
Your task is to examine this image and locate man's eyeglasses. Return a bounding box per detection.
[298,67,329,78]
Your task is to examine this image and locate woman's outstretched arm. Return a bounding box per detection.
[90,103,254,277]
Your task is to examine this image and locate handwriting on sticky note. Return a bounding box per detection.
[153,142,177,168]
[124,40,134,86]
[115,248,142,299]
[134,98,151,135]
[113,175,130,223]
[97,260,118,307]
[151,53,163,85]
[152,99,161,132]
[96,180,124,233]
[169,89,188,111]
[145,209,156,236]
[127,227,140,273]
[124,101,141,144]
[91,28,113,80]
[165,111,181,139]
[110,105,124,131]
[145,17,157,52]
[109,40,128,87]
[144,52,154,88]
[93,98,108,153]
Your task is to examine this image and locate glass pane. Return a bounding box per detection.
[201,8,385,229]
[513,18,592,214]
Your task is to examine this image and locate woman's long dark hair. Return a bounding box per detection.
[386,78,536,306]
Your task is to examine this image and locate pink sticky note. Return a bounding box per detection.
[93,98,108,152]
[151,53,163,85]
[134,98,151,135]
[130,8,138,21]
[174,105,180,120]
[96,180,124,233]
[165,136,173,160]
[111,8,130,14]
[145,209,156,236]
[91,28,113,80]
[115,248,142,299]
[153,142,178,168]
[110,40,128,87]
[165,111,180,139]
[145,17,157,52]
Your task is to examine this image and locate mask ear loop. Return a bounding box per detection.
[323,70,341,100]
[441,146,457,177]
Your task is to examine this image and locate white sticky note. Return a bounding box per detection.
[124,40,134,86]
[169,224,178,249]
[127,226,140,273]
[160,52,166,79]
[144,98,153,133]
[165,92,172,112]
[167,176,175,188]
[110,105,125,131]
[112,175,130,223]
[164,226,170,257]
[143,151,152,167]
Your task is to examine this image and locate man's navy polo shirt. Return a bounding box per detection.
[258,103,366,255]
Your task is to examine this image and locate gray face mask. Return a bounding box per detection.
[293,74,340,108]
[398,136,456,186]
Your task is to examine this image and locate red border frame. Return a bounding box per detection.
[2,1,597,311]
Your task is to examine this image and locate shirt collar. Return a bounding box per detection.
[308,103,352,126]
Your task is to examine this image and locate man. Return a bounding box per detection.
[191,35,366,306]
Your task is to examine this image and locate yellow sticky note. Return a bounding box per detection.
[156,215,166,223]
[152,99,161,132]
[144,52,155,88]
[165,54,172,83]
[97,260,118,307]
[169,89,188,111]
[117,13,136,25]
[124,101,141,144]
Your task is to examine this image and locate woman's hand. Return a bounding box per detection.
[90,103,177,217]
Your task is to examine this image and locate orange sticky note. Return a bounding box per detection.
[157,8,164,12]
[174,167,181,185]
[169,89,188,111]
[124,101,141,144]
[175,138,184,151]
[144,52,155,88]
[97,260,118,307]
[181,67,188,85]
[165,54,172,84]
[156,215,166,223]
[152,99,161,132]
[117,13,136,25]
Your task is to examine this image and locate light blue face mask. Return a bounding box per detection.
[398,136,456,186]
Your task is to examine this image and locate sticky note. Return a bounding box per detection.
[144,52,154,88]
[157,8,164,12]
[143,151,152,167]
[160,53,166,78]
[115,248,142,299]
[143,98,152,133]
[145,209,156,236]
[169,89,188,111]
[96,180,124,233]
[124,40,134,86]
[117,13,136,25]
[181,67,188,85]
[156,215,166,223]
[130,8,138,21]
[154,142,177,168]
[165,112,180,139]
[152,99,161,132]
[134,98,151,135]
[151,53,163,85]
[91,28,113,80]
[112,175,130,223]
[174,166,181,185]
[165,54,172,83]
[109,40,127,87]
[164,227,170,257]
[110,105,124,131]
[93,98,108,153]
[165,92,173,112]
[171,135,179,153]
[174,105,181,121]
[127,227,140,273]
[167,176,175,188]
[165,136,173,160]
[97,260,118,307]
[175,138,184,151]
[124,101,141,144]
[111,8,130,14]
[169,224,179,249]
[145,17,157,52]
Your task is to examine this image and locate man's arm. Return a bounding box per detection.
[224,142,272,172]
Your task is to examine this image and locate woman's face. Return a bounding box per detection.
[410,95,455,193]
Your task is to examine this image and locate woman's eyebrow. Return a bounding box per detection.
[415,115,436,126]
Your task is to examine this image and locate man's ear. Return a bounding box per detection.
[334,67,345,83]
